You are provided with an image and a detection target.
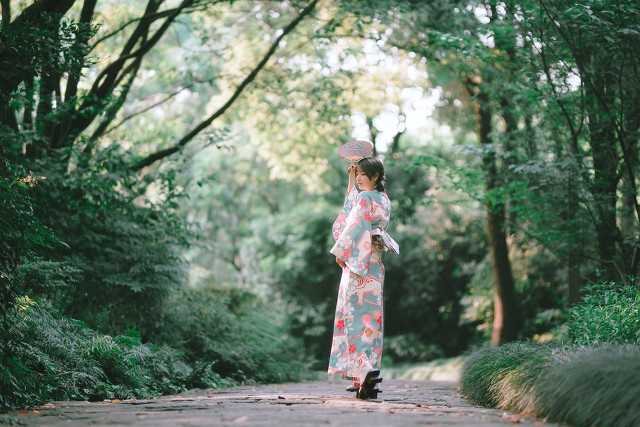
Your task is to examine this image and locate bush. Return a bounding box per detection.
[460,278,640,426]
[459,342,554,411]
[149,286,309,384]
[569,279,640,346]
[535,344,640,427]
[384,333,445,366]
[27,156,191,339]
[0,287,309,412]
[0,297,190,412]
[460,342,640,427]
[0,160,59,315]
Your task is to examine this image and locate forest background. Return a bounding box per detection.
[1,0,639,412]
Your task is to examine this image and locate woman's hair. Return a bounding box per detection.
[357,157,387,192]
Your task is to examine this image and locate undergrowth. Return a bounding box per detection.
[0,290,308,413]
[460,278,640,427]
[569,279,640,345]
[151,286,308,385]
[460,343,640,427]
[0,297,192,411]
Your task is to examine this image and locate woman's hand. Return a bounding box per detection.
[347,162,356,193]
[336,257,346,268]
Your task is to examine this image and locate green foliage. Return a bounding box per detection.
[150,287,308,384]
[383,333,445,365]
[4,0,639,415]
[27,151,190,338]
[234,201,338,369]
[460,342,640,427]
[0,12,95,98]
[383,224,486,361]
[0,150,59,317]
[0,297,189,412]
[244,155,489,366]
[460,342,554,410]
[0,278,307,412]
[383,158,488,361]
[569,278,640,346]
[534,344,640,427]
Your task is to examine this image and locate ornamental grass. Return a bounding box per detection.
[461,342,640,427]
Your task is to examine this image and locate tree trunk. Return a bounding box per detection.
[565,133,583,305]
[366,115,378,156]
[619,92,640,277]
[586,73,621,280]
[472,87,521,345]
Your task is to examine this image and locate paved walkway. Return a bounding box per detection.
[3,379,556,426]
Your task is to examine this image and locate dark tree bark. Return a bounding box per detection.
[389,112,405,155]
[585,72,621,280]
[63,0,98,104]
[366,115,378,157]
[468,84,521,345]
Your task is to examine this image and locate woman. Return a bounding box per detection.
[328,157,398,399]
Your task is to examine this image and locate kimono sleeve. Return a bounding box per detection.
[331,186,359,242]
[330,191,373,276]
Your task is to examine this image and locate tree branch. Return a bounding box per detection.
[66,0,192,146]
[86,56,144,148]
[133,0,320,170]
[64,0,97,103]
[11,0,76,26]
[89,2,216,51]
[0,0,76,102]
[104,80,208,135]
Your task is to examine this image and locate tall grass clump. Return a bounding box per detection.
[459,342,554,413]
[460,278,640,427]
[534,344,640,427]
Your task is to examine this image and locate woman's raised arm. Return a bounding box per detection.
[347,162,356,194]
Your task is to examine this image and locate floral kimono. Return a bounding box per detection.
[328,187,398,382]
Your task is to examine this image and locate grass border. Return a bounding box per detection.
[460,342,640,427]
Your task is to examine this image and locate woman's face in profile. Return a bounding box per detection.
[355,166,376,191]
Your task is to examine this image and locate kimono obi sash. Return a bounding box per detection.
[372,228,399,255]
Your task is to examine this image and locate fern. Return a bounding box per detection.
[0,297,189,411]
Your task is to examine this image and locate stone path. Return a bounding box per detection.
[3,379,557,426]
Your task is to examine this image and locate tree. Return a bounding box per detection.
[0,0,319,170]
[528,0,640,281]
[0,0,321,334]
[334,0,524,343]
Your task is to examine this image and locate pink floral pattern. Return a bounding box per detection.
[328,187,394,381]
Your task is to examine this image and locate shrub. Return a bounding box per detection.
[459,342,554,411]
[535,344,640,427]
[0,287,309,412]
[0,160,59,314]
[384,333,445,366]
[17,151,192,339]
[0,297,189,412]
[460,342,640,427]
[149,286,309,385]
[569,279,640,346]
